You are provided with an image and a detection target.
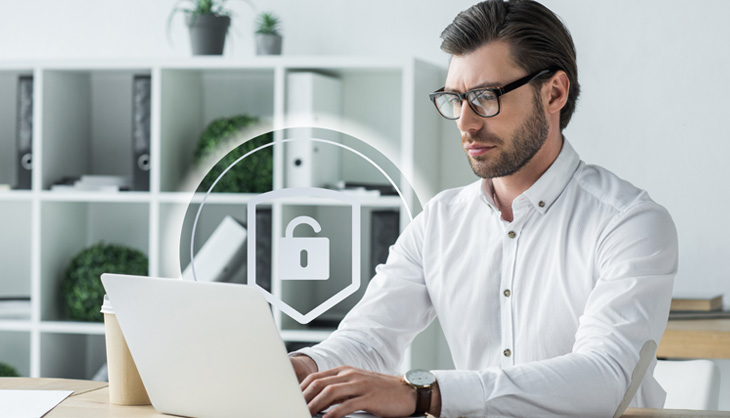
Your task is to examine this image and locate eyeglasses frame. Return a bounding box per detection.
[429,68,554,120]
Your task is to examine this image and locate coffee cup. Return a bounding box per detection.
[101,294,151,405]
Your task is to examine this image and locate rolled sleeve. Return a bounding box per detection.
[432,369,486,418]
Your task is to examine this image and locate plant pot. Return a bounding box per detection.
[255,34,283,55]
[186,13,231,55]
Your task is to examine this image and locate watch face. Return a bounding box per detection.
[406,369,436,387]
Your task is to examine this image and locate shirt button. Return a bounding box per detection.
[539,201,545,208]
[503,289,511,297]
[508,231,516,239]
[504,349,512,357]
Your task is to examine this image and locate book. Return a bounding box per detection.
[669,309,730,320]
[0,297,31,320]
[670,295,723,312]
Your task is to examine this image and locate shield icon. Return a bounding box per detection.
[247,187,361,324]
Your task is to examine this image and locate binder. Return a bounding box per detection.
[370,210,400,277]
[15,76,33,190]
[285,72,342,188]
[132,75,152,191]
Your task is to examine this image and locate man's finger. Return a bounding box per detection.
[301,365,352,391]
[302,373,356,403]
[308,382,361,416]
[321,397,365,418]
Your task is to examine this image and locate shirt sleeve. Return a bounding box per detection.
[295,207,437,375]
[433,201,678,418]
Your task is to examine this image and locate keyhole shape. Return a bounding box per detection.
[300,249,308,268]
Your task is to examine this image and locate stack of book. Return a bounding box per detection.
[0,297,31,320]
[669,294,729,319]
[51,175,131,192]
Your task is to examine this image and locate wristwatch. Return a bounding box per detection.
[403,369,437,416]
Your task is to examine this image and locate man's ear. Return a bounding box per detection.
[545,70,570,116]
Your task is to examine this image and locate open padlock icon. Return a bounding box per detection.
[279,216,330,280]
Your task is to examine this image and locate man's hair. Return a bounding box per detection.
[440,0,580,131]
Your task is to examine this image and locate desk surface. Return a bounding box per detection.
[658,319,730,359]
[1,378,729,418]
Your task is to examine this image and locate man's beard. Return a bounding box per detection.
[465,91,550,179]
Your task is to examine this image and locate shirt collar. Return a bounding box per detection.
[477,139,581,215]
[522,139,580,214]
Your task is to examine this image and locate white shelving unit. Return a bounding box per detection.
[0,56,447,379]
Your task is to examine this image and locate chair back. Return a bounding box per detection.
[654,359,721,410]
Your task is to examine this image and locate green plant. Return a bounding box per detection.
[255,12,281,35]
[0,361,19,377]
[193,114,273,194]
[62,242,148,322]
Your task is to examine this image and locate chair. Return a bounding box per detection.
[653,359,721,410]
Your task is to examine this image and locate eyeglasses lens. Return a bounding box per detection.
[433,90,499,119]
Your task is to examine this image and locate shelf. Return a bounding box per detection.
[40,332,106,380]
[0,190,33,201]
[159,68,275,192]
[41,68,153,191]
[0,330,30,377]
[0,57,447,378]
[0,321,33,332]
[40,201,150,322]
[39,191,152,203]
[0,200,32,300]
[39,321,105,335]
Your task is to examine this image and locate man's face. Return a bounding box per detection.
[444,41,549,179]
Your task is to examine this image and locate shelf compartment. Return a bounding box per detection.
[160,202,263,285]
[0,330,30,377]
[0,201,32,300]
[41,68,153,191]
[0,69,33,190]
[40,201,149,321]
[159,68,275,193]
[40,332,106,380]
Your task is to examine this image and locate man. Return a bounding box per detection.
[291,1,678,417]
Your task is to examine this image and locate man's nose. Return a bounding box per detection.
[456,100,483,134]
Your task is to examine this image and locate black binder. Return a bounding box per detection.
[15,76,33,190]
[132,75,152,191]
[370,210,400,277]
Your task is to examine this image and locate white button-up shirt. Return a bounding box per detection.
[298,140,678,417]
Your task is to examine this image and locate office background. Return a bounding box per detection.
[1,0,728,410]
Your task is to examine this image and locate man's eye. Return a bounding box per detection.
[473,90,498,102]
[445,94,461,105]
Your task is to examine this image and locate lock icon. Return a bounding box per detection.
[279,216,330,280]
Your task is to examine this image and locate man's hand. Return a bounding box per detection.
[300,365,429,418]
[291,354,319,383]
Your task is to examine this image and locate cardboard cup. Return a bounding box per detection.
[102,295,151,405]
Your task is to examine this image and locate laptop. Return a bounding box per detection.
[101,274,378,418]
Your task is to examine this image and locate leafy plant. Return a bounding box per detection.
[0,361,19,377]
[255,12,281,36]
[193,114,273,194]
[62,242,148,322]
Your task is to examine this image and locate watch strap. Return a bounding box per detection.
[413,386,432,416]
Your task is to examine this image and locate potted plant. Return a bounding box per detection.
[193,114,273,194]
[62,242,148,322]
[168,0,254,55]
[255,12,282,55]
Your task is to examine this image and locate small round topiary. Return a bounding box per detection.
[193,114,273,194]
[62,242,148,322]
[0,361,19,377]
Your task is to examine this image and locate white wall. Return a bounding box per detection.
[2,0,729,410]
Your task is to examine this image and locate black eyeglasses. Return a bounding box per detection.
[429,69,552,120]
